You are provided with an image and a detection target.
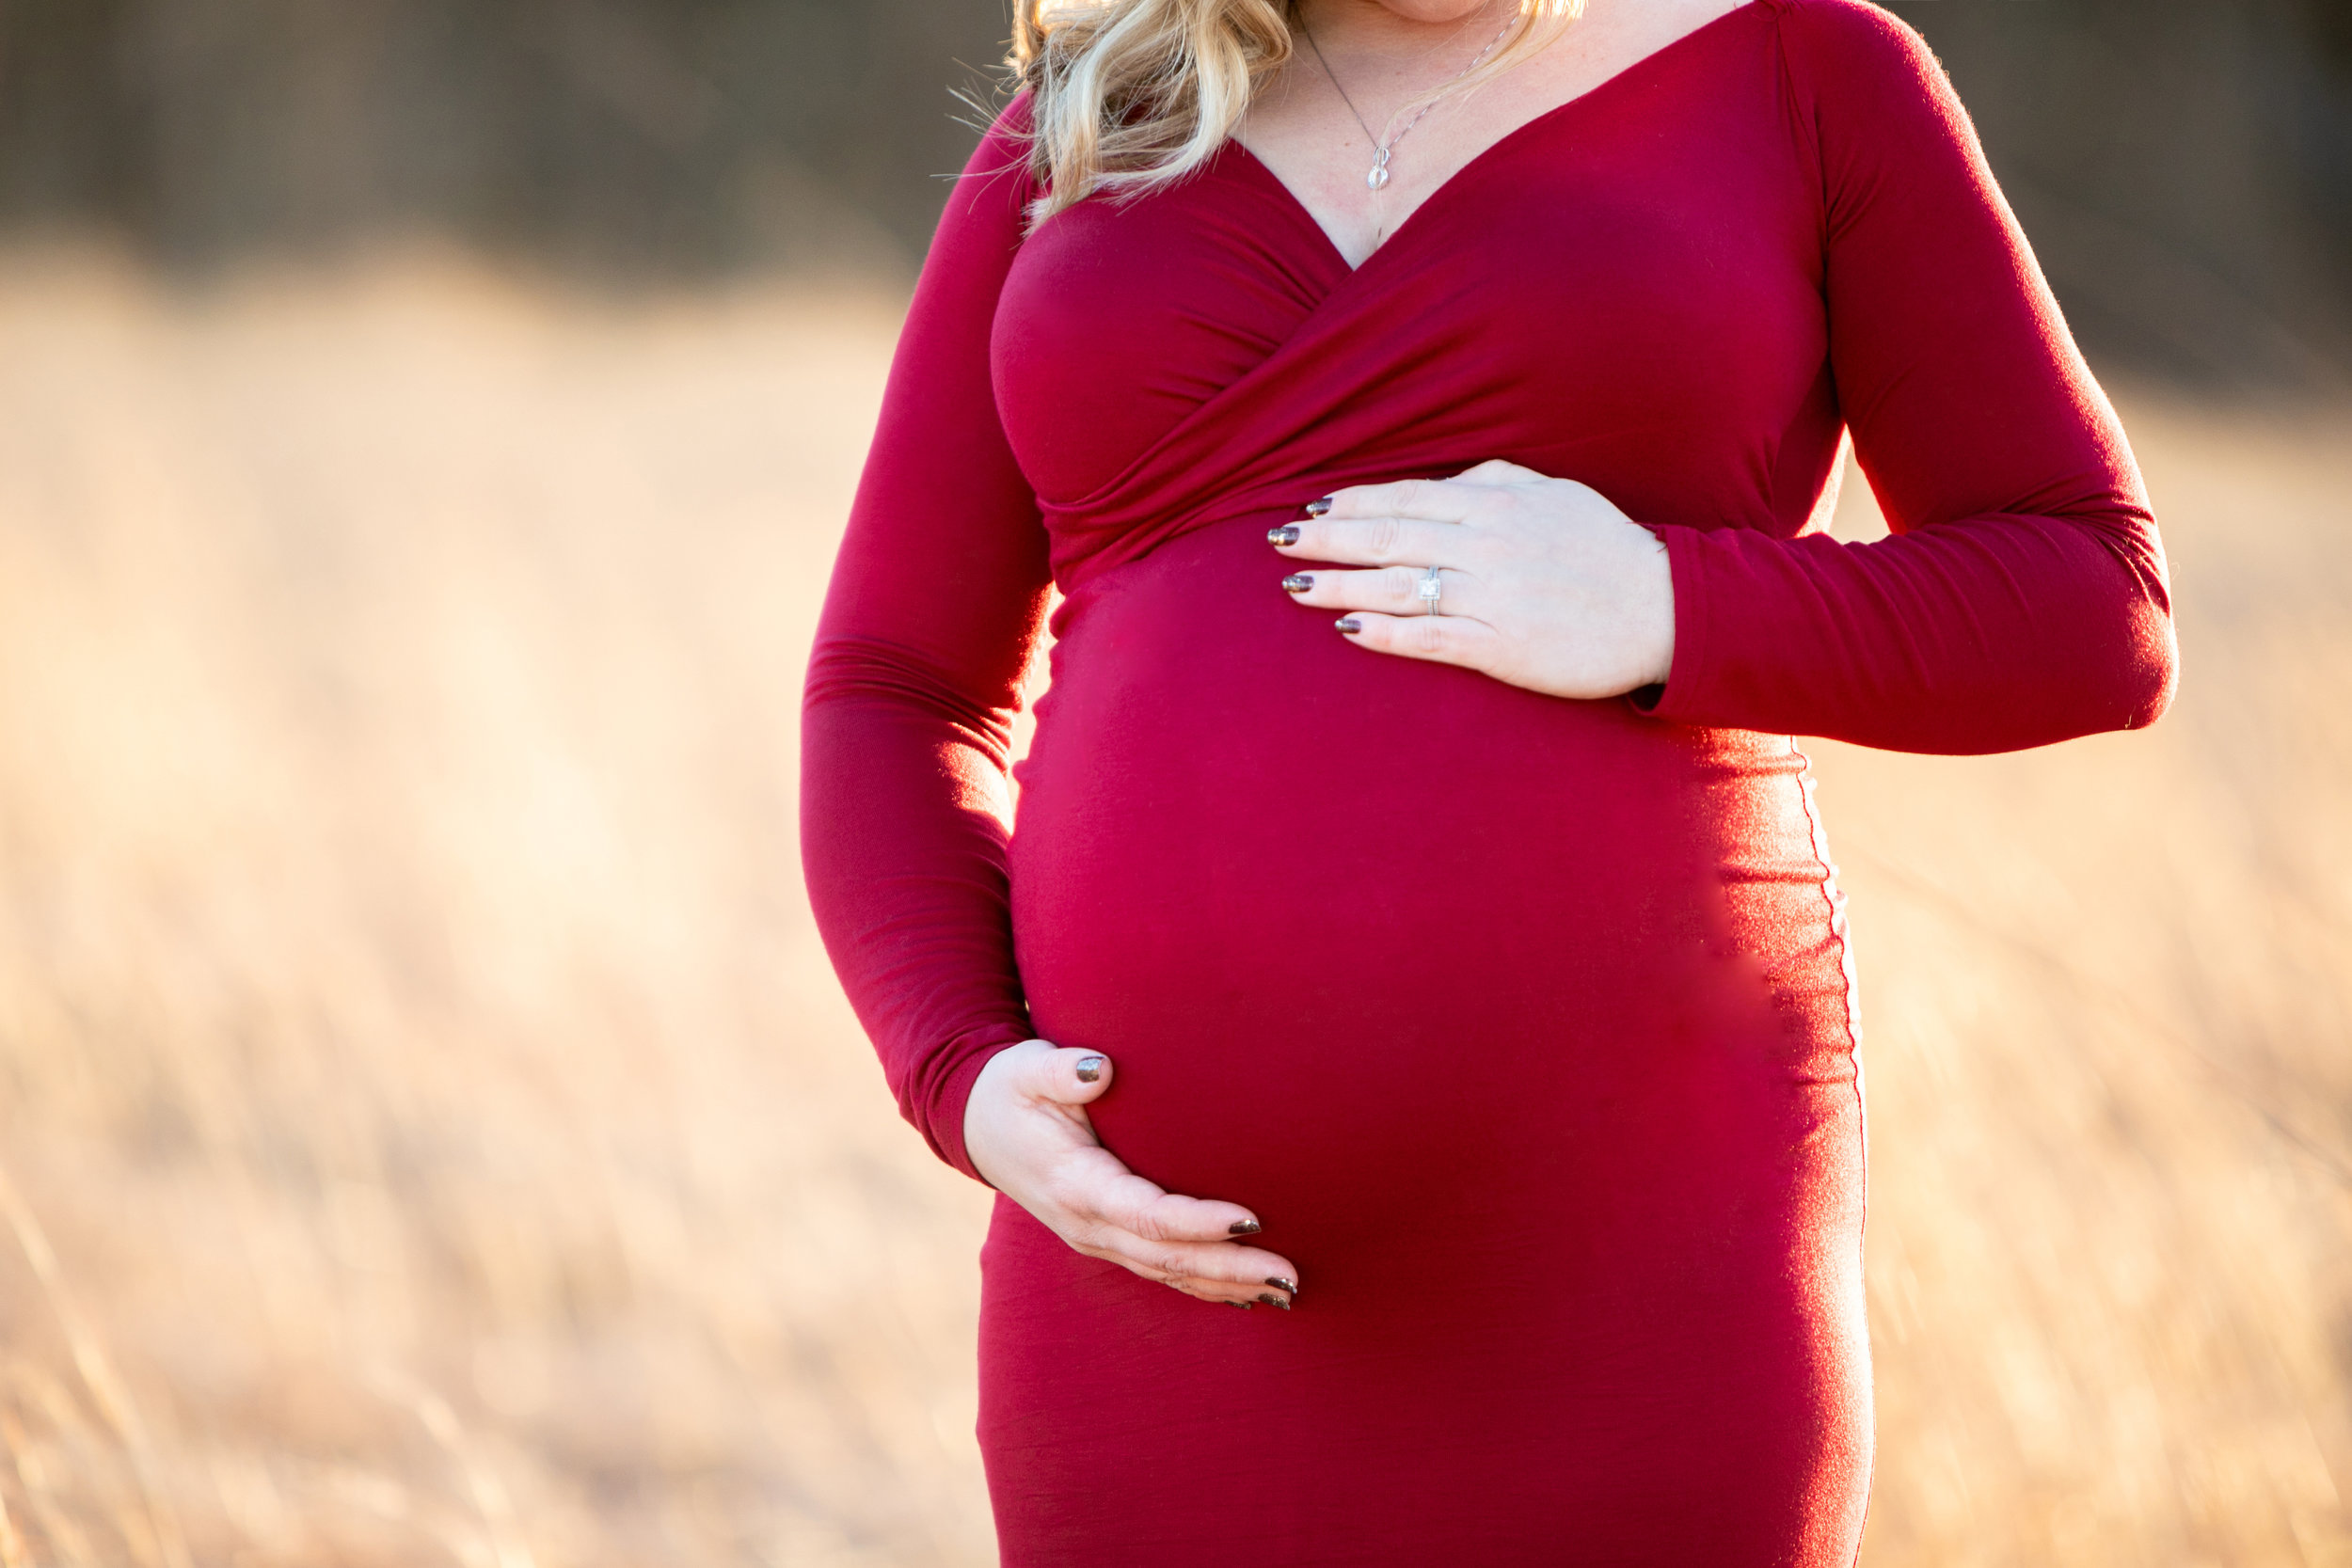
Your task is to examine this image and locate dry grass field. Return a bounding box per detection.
[0,247,2344,1567]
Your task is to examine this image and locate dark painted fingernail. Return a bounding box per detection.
[1228,1300,1253,1310]
[1264,1276,1297,1294]
[1267,524,1300,546]
[1229,1219,1262,1235]
[1336,616,1362,635]
[1304,497,1333,517]
[1074,1055,1104,1083]
[1281,574,1312,594]
[1257,1293,1291,1310]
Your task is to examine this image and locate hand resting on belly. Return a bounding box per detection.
[964,1040,1302,1309]
[1273,459,1677,698]
[969,465,1671,1313]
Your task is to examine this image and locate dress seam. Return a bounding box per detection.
[1788,731,1872,1568]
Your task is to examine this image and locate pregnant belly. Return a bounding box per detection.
[1009,515,1857,1275]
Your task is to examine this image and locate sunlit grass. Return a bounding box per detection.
[0,247,2343,1565]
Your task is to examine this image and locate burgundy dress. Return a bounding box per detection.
[801,2,2175,1561]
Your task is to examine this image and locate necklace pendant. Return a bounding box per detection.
[1367,147,1391,191]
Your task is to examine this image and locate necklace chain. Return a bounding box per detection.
[1295,7,1518,192]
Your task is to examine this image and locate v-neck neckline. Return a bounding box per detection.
[1225,1,1764,278]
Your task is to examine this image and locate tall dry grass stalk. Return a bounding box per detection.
[0,246,2343,1565]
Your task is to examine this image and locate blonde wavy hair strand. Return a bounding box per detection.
[1009,0,1584,226]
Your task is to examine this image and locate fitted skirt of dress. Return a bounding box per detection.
[987,516,1872,1565]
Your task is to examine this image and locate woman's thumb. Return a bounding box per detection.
[1025,1043,1113,1105]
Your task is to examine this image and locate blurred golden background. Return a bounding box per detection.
[0,3,2348,1565]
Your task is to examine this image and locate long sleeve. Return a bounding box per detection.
[1642,0,2178,753]
[800,110,1050,1182]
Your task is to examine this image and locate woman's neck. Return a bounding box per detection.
[1289,0,1524,64]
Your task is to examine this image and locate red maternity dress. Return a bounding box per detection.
[801,1,2176,1560]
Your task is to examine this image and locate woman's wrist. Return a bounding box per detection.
[1633,526,1677,690]
[1627,521,1703,717]
[929,1023,1036,1185]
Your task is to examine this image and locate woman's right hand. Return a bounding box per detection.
[963,1039,1299,1310]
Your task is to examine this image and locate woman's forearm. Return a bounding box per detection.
[1637,508,2176,753]
[801,654,1036,1180]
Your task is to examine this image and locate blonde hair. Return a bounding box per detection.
[1009,1,1581,226]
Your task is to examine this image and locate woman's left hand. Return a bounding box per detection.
[1272,460,1676,700]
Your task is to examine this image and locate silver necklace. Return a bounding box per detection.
[1295,8,1518,191]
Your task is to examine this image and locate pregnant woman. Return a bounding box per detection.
[803,0,2176,1559]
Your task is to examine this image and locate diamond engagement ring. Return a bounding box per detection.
[1418,566,1443,615]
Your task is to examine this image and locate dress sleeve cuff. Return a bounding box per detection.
[1625,523,1713,724]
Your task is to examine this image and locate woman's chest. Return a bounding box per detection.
[1231,0,1756,269]
[989,30,1833,533]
